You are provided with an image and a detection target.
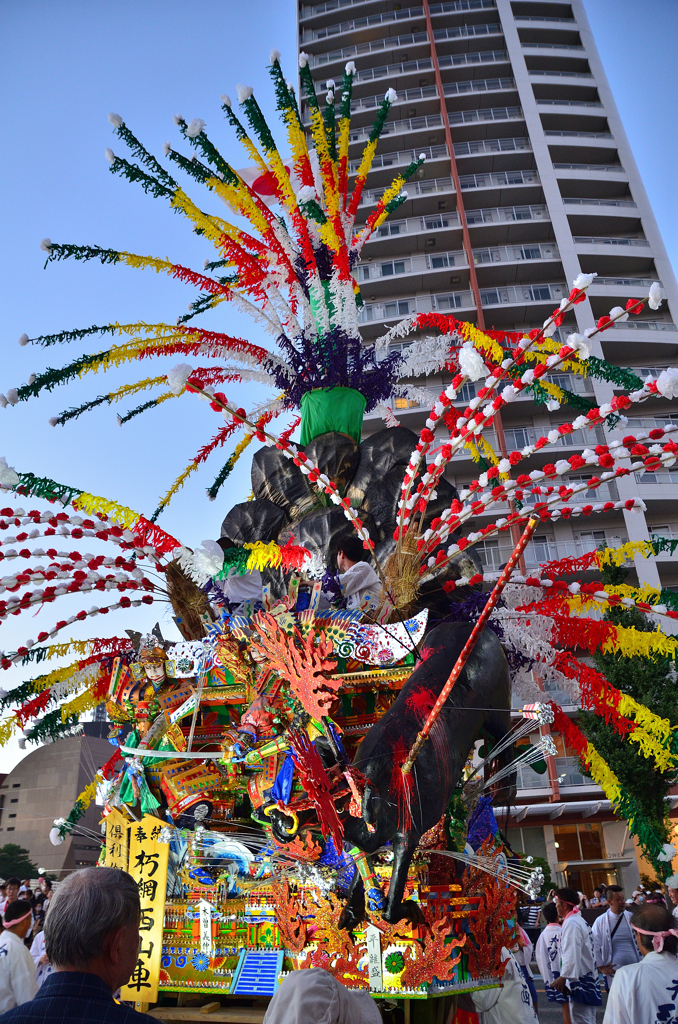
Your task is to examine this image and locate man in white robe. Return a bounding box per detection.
[0,901,38,1012]
[536,901,569,1010]
[603,903,678,1024]
[592,885,641,984]
[551,887,601,1024]
[471,946,539,1024]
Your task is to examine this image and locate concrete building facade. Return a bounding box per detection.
[0,732,112,875]
[298,0,678,894]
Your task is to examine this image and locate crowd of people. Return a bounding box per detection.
[0,870,673,1022]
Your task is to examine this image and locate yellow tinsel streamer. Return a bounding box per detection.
[73,777,100,812]
[601,624,678,661]
[73,493,139,530]
[0,717,18,747]
[597,540,653,567]
[617,693,674,746]
[584,742,623,807]
[243,540,282,571]
[458,323,504,365]
[60,686,102,723]
[107,375,168,403]
[155,461,199,513]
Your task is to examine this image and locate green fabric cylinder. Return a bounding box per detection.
[300,387,367,446]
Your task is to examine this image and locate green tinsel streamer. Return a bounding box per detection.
[112,122,178,190]
[17,350,108,401]
[176,292,220,325]
[204,258,229,273]
[26,710,80,746]
[45,242,122,269]
[53,394,111,426]
[241,94,278,156]
[660,588,678,611]
[586,356,643,392]
[149,505,163,524]
[117,398,163,425]
[179,125,232,182]
[14,472,81,505]
[556,387,595,412]
[298,199,327,225]
[339,66,354,124]
[166,149,212,185]
[28,324,118,349]
[323,91,337,162]
[268,57,303,130]
[651,535,678,556]
[109,155,175,200]
[217,547,249,578]
[206,450,241,501]
[0,677,51,712]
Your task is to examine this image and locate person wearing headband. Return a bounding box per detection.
[550,887,601,1023]
[0,901,38,1013]
[666,872,678,926]
[603,904,678,1024]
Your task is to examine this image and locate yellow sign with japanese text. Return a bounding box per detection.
[120,814,168,1003]
[102,809,130,870]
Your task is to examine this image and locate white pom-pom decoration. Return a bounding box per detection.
[27,374,35,385]
[49,826,65,846]
[40,238,52,253]
[172,114,185,125]
[270,49,281,64]
[572,272,597,289]
[220,94,231,108]
[345,61,356,75]
[385,88,398,103]
[48,417,59,427]
[566,333,590,360]
[185,118,206,138]
[163,142,172,156]
[166,363,194,396]
[0,458,19,486]
[648,282,663,310]
[296,184,317,203]
[298,53,309,69]
[108,113,123,127]
[105,148,115,164]
[0,395,6,409]
[656,368,678,399]
[18,333,29,346]
[458,342,487,381]
[609,305,628,323]
[6,390,18,406]
[236,84,254,103]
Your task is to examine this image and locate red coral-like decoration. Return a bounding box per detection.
[271,879,308,953]
[249,612,342,719]
[399,908,466,989]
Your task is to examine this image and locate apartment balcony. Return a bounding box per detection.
[514,15,577,24]
[348,143,449,177]
[530,70,595,82]
[538,99,604,109]
[300,0,496,18]
[357,280,567,334]
[563,197,636,213]
[335,48,510,91]
[348,113,443,147]
[300,4,425,45]
[356,241,560,296]
[545,130,613,140]
[516,758,596,796]
[522,42,585,52]
[574,235,649,249]
[308,30,429,70]
[475,530,623,576]
[361,202,552,257]
[307,21,504,70]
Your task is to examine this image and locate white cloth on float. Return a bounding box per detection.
[262,968,381,1024]
[471,947,538,1023]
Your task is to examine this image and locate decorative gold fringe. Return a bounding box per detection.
[165,559,215,640]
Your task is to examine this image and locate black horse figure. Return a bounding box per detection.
[339,619,514,927]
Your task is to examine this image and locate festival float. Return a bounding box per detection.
[1,49,678,1013]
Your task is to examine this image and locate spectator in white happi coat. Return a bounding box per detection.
[28,931,54,989]
[592,885,641,984]
[471,947,538,1024]
[536,900,570,1016]
[603,904,678,1024]
[0,900,38,1012]
[550,887,601,1024]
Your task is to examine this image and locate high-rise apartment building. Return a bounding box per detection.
[298,0,678,894]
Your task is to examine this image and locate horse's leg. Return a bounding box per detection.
[383,830,424,924]
[337,860,365,932]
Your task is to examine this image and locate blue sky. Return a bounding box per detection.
[0,0,676,773]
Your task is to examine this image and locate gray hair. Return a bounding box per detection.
[44,867,140,968]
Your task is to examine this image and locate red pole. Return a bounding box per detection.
[401,517,539,776]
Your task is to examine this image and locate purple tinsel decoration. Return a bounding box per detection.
[264,326,402,413]
[447,591,534,675]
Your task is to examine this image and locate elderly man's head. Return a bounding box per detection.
[44,868,141,992]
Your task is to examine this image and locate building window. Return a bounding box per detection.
[553,823,605,861]
[8,814,15,819]
[9,799,17,804]
[6,828,14,832]
[11,784,19,789]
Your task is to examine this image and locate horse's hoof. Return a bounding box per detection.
[383,899,425,925]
